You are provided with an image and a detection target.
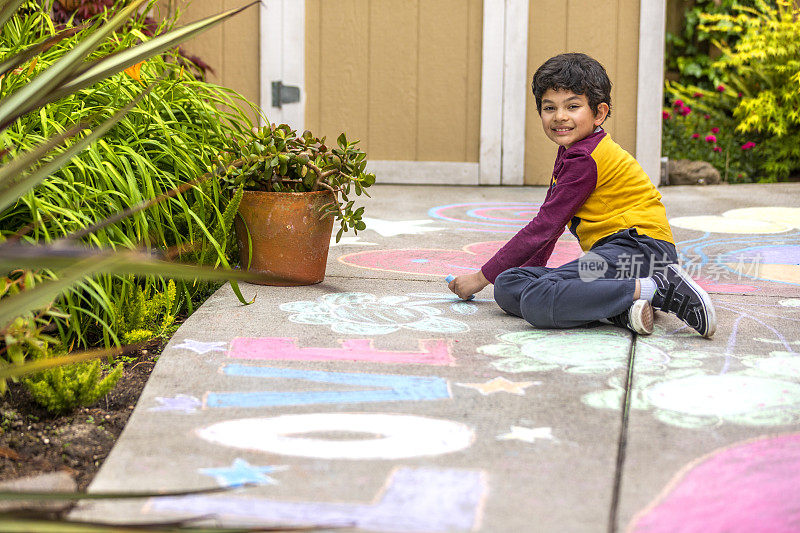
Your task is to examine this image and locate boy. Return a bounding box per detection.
[448,53,716,338]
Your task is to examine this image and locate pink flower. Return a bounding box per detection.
[704,114,711,120]
[716,85,725,92]
[741,141,756,150]
[679,106,692,116]
[662,111,672,120]
[692,133,700,139]
[713,146,722,152]
[693,92,703,98]
[711,127,720,134]
[705,135,717,143]
[738,92,743,98]
[674,99,684,107]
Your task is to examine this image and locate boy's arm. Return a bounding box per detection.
[480,151,598,283]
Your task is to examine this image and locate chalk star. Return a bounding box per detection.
[362,217,444,237]
[329,236,378,247]
[198,458,288,488]
[173,339,227,354]
[456,377,541,396]
[496,426,555,443]
[149,395,201,413]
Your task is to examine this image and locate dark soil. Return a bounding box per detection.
[0,339,165,491]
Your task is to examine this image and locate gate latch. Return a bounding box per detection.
[272,81,300,108]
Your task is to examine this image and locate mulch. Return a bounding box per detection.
[0,338,166,492]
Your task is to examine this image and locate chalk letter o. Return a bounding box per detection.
[197,413,474,459]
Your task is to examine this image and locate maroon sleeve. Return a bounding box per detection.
[480,150,598,283]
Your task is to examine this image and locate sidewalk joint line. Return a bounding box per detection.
[607,333,637,533]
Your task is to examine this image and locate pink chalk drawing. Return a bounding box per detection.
[628,432,800,533]
[338,240,583,277]
[693,277,758,294]
[228,337,455,366]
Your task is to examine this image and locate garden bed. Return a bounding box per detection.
[0,339,165,491]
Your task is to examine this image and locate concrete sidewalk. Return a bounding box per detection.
[73,184,800,532]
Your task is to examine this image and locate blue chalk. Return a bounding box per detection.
[445,275,474,300]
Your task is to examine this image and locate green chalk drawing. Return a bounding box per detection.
[583,353,800,428]
[742,352,800,380]
[476,328,711,375]
[281,293,469,336]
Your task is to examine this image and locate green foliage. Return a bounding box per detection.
[699,0,800,179]
[0,2,260,348]
[665,0,757,89]
[663,0,800,182]
[0,269,68,393]
[114,278,177,344]
[662,83,759,182]
[218,124,376,243]
[23,356,122,413]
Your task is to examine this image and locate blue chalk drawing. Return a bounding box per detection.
[149,467,485,532]
[149,395,201,413]
[206,365,451,408]
[280,292,469,335]
[198,458,287,488]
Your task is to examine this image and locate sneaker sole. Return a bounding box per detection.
[629,299,654,335]
[667,264,717,338]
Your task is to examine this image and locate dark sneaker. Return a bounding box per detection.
[652,264,717,338]
[609,299,654,335]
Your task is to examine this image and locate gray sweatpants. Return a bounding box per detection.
[493,229,678,329]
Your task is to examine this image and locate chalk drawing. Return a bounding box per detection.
[477,328,696,375]
[674,222,800,290]
[148,395,201,413]
[205,366,450,408]
[428,201,541,230]
[583,354,800,428]
[719,244,800,285]
[198,458,287,488]
[455,377,541,396]
[228,337,454,365]
[197,413,474,460]
[149,467,486,532]
[741,352,800,380]
[496,426,555,443]
[172,339,227,354]
[361,217,444,237]
[280,293,469,335]
[781,298,800,307]
[338,241,582,277]
[670,207,800,234]
[628,433,800,532]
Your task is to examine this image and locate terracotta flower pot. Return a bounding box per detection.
[234,190,335,286]
[56,0,82,10]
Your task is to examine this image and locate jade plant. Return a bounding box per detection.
[218,123,376,242]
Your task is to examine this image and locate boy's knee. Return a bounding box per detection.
[518,285,557,329]
[493,270,521,317]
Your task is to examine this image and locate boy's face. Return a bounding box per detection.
[539,89,609,149]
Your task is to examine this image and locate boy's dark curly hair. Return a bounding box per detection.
[531,53,612,118]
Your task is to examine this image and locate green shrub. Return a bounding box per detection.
[662,83,759,182]
[24,358,123,413]
[699,0,800,180]
[665,0,757,89]
[114,278,177,344]
[0,2,257,349]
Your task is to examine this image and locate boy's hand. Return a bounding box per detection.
[448,271,490,300]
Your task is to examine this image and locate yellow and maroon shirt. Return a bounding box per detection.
[481,129,674,283]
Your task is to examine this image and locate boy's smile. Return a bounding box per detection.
[540,89,609,149]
